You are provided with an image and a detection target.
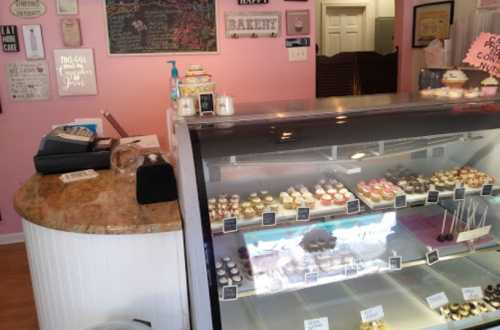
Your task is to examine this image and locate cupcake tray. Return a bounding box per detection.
[210,198,354,233]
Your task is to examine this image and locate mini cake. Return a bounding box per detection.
[442,69,468,89]
[464,88,480,98]
[481,76,499,96]
[321,194,333,206]
[283,196,294,209]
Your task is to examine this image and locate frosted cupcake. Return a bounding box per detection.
[442,69,468,89]
[481,76,498,96]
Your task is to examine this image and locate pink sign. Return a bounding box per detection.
[464,32,500,78]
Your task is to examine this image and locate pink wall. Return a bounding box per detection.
[0,1,316,234]
[395,0,416,93]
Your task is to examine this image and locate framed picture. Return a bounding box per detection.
[22,25,45,60]
[61,18,82,47]
[286,10,310,36]
[54,48,97,96]
[477,0,500,8]
[57,0,78,15]
[412,1,454,48]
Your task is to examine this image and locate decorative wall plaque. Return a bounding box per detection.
[225,11,281,38]
[54,48,98,96]
[1,25,20,52]
[6,61,50,101]
[10,0,46,18]
[61,18,82,47]
[22,24,45,59]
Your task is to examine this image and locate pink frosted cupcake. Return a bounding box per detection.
[481,76,498,96]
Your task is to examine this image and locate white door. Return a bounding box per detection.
[323,6,365,56]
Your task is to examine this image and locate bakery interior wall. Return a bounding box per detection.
[0,0,316,235]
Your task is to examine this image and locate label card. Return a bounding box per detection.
[262,212,277,227]
[223,217,238,234]
[222,285,238,301]
[345,263,358,277]
[198,92,215,116]
[462,287,483,301]
[304,317,329,330]
[426,249,440,266]
[426,292,449,309]
[454,187,466,201]
[426,190,440,205]
[481,184,494,196]
[347,199,360,214]
[394,194,407,209]
[305,272,319,284]
[388,256,402,271]
[296,207,310,222]
[360,305,384,323]
[456,225,491,243]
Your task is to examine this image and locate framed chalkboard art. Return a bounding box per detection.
[104,0,218,55]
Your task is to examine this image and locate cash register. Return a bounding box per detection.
[34,125,114,174]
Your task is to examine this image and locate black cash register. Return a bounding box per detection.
[34,126,115,174]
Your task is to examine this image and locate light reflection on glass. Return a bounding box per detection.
[243,212,396,296]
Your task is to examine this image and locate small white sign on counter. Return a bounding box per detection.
[360,305,384,323]
[462,287,483,301]
[304,317,329,330]
[456,225,491,243]
[426,292,449,309]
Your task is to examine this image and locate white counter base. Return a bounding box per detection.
[23,219,189,330]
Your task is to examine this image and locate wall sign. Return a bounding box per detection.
[23,25,45,59]
[286,10,310,36]
[1,26,20,53]
[239,0,269,4]
[54,48,97,96]
[225,11,281,38]
[412,1,454,48]
[57,0,78,15]
[104,0,217,54]
[477,0,500,8]
[6,61,50,101]
[10,0,46,18]
[61,18,82,47]
[464,32,500,78]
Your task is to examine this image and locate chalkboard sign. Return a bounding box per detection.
[104,0,217,55]
[199,93,215,115]
[454,187,466,201]
[223,217,238,233]
[296,207,310,222]
[481,184,493,196]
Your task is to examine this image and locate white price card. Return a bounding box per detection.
[456,225,491,243]
[462,287,483,301]
[360,305,384,323]
[305,272,319,284]
[304,317,329,330]
[426,292,449,309]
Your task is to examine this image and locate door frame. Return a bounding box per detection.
[321,1,375,56]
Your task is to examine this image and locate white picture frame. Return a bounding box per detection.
[54,48,98,96]
[57,0,78,15]
[22,25,45,60]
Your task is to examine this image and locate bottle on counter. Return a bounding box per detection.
[167,60,180,107]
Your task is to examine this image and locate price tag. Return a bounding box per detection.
[222,285,238,301]
[360,305,384,323]
[347,199,360,214]
[388,256,402,271]
[394,194,407,209]
[304,317,329,330]
[481,184,494,196]
[456,225,491,243]
[426,292,449,309]
[454,187,466,201]
[262,212,277,227]
[426,249,440,266]
[296,207,310,222]
[426,190,440,204]
[223,218,238,234]
[462,287,483,301]
[305,272,319,284]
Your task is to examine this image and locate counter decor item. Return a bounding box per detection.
[167,60,180,104]
[104,0,217,54]
[111,143,144,179]
[412,1,454,48]
[179,64,215,99]
[216,95,235,116]
[481,76,499,96]
[136,153,177,204]
[177,96,196,117]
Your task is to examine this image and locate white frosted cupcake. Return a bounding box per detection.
[442,69,468,89]
[481,76,498,96]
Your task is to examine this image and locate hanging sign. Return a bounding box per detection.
[1,26,20,53]
[464,32,500,78]
[225,11,281,38]
[10,0,46,18]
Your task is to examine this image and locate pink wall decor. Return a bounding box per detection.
[0,0,316,234]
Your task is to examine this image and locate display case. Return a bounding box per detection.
[175,94,500,330]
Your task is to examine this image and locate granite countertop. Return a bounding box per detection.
[14,170,182,234]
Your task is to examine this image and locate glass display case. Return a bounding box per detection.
[175,94,500,330]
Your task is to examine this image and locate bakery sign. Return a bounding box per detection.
[464,32,500,78]
[225,12,281,38]
[10,0,46,18]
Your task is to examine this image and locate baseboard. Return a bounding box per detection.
[0,232,25,245]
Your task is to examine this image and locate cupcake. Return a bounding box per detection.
[442,69,468,89]
[481,76,499,96]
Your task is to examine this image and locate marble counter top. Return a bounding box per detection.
[14,170,182,234]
